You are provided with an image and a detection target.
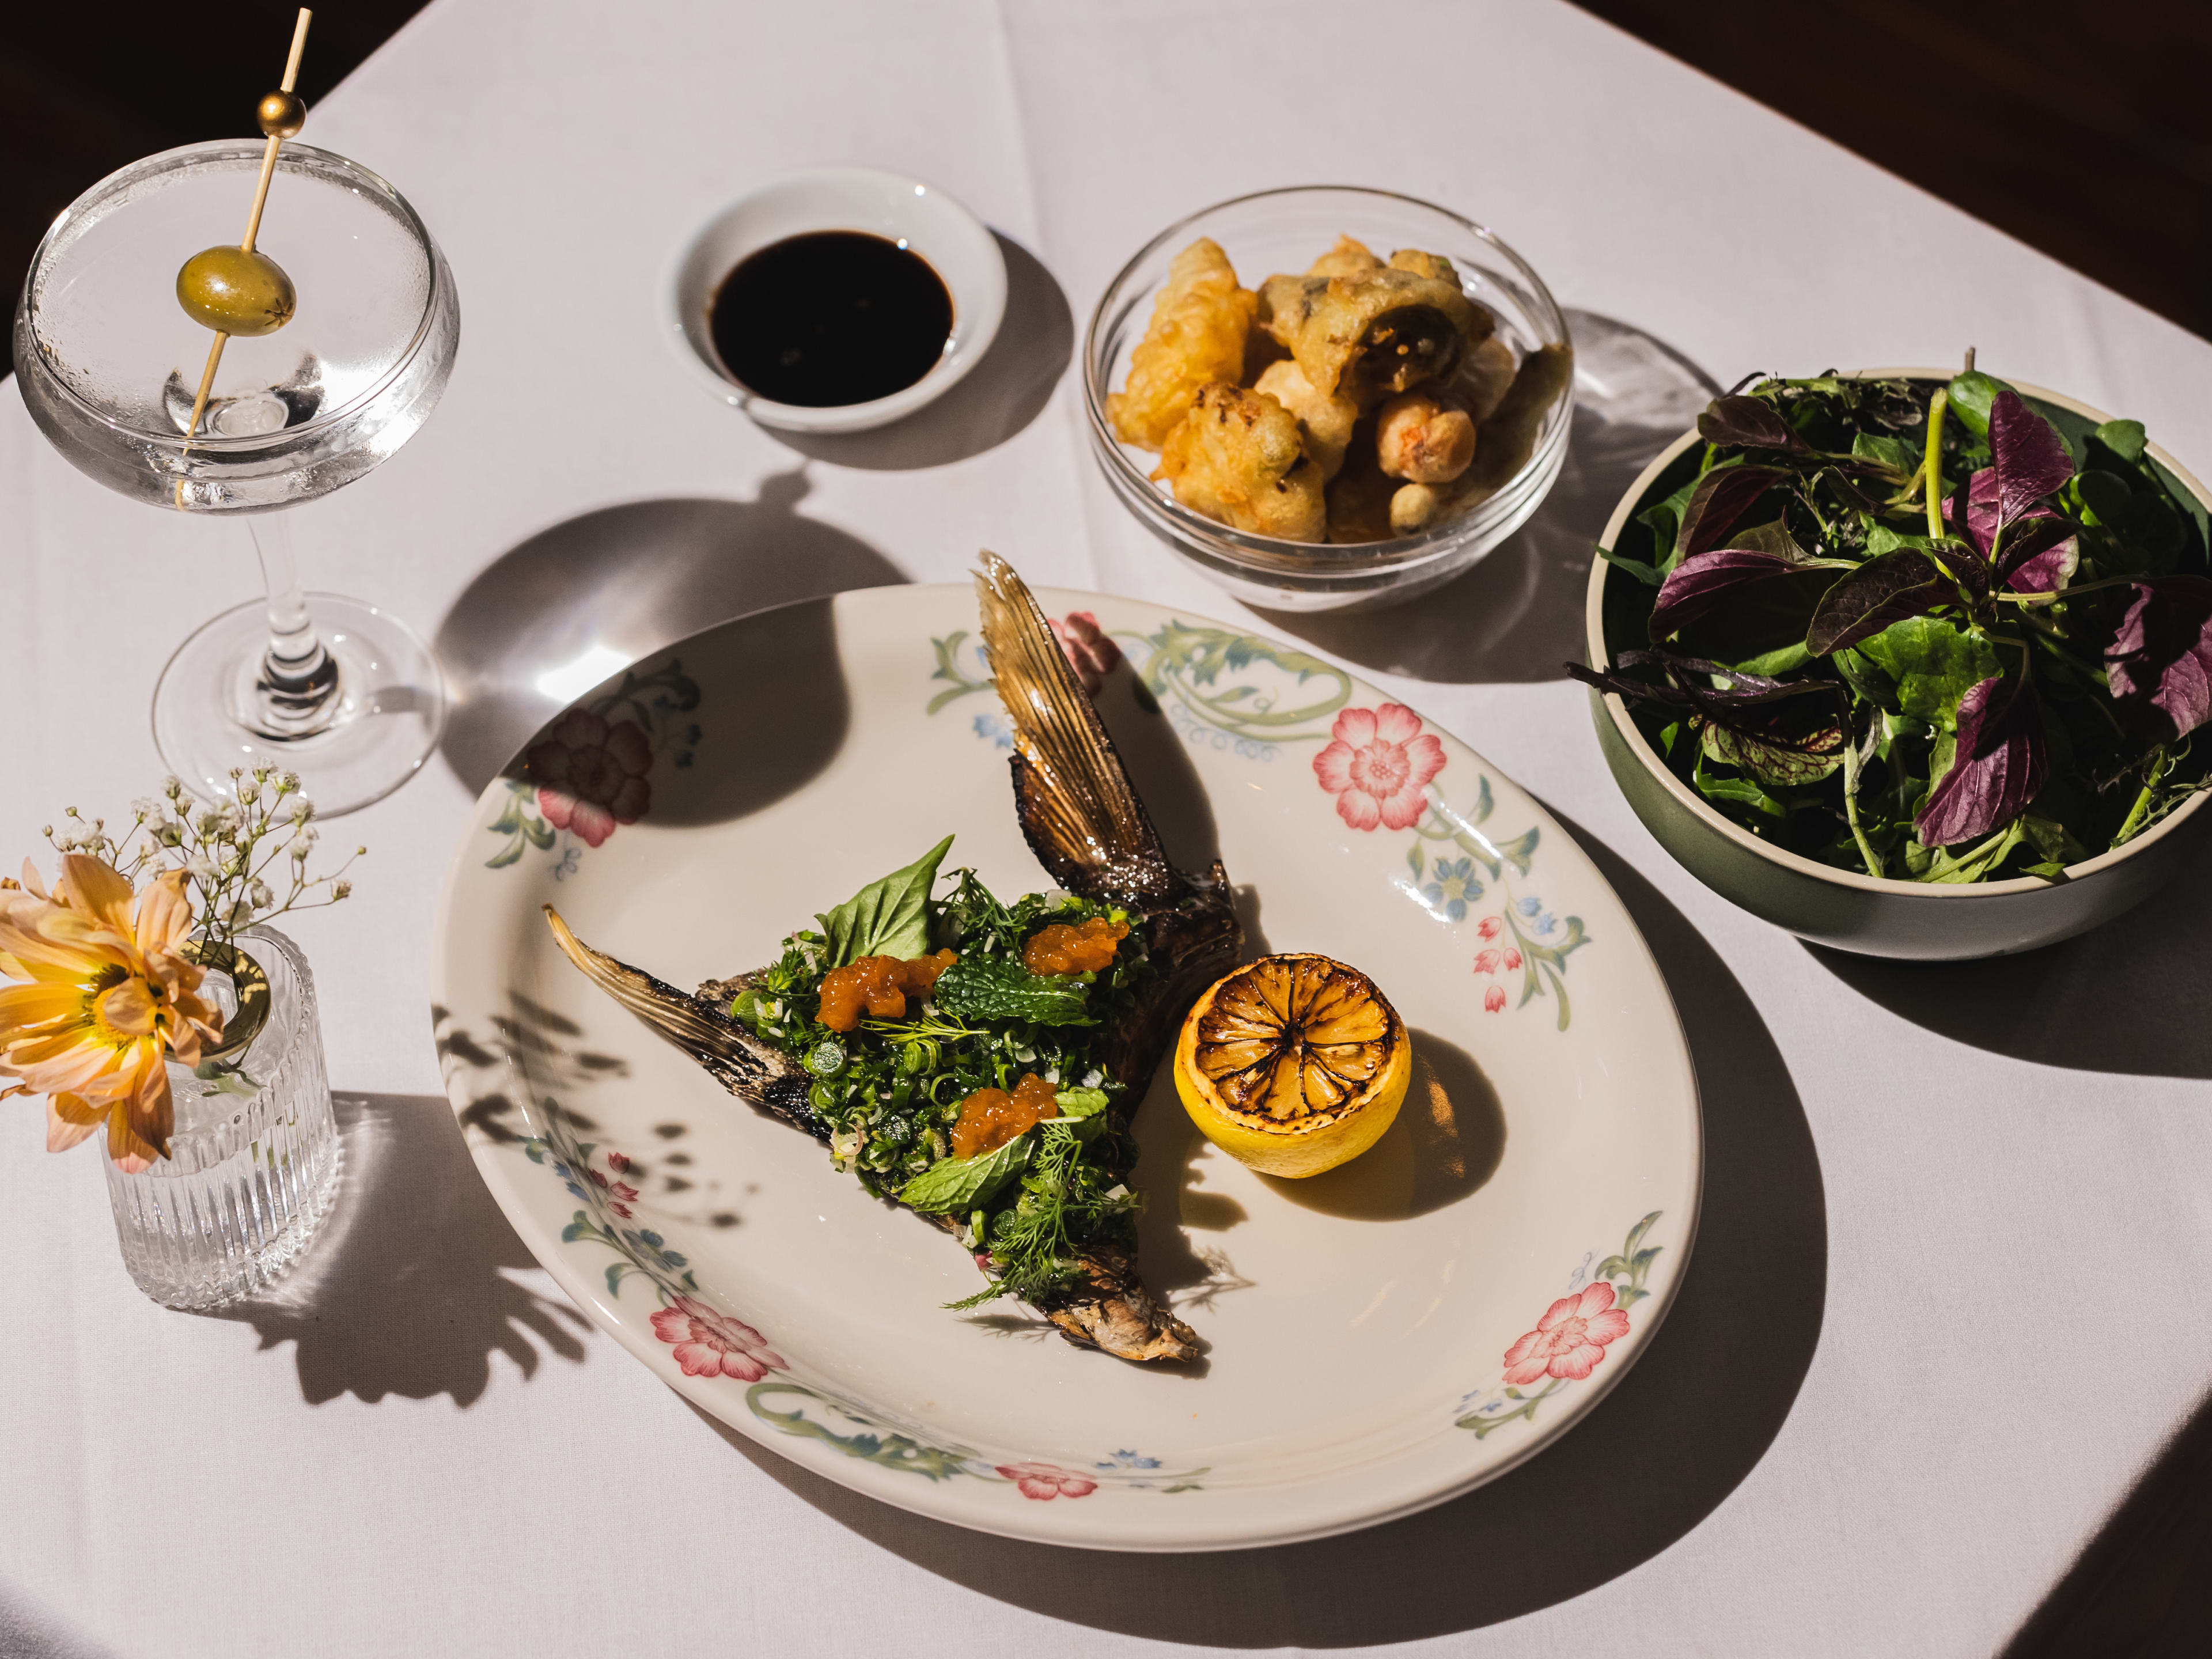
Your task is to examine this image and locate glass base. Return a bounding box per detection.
[153,592,447,817]
[101,928,339,1310]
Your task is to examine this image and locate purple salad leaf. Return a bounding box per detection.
[1676,464,1788,559]
[2105,575,2212,739]
[1914,672,2050,846]
[1647,547,1830,647]
[2005,532,2078,594]
[1697,396,1812,456]
[1987,389,2075,538]
[1804,548,1952,654]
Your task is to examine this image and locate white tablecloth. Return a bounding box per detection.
[6,3,2210,1654]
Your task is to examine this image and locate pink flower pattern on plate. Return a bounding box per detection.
[1312,704,1446,832]
[1483,985,1507,1014]
[588,1166,641,1219]
[650,1295,787,1381]
[528,709,654,849]
[994,1461,1099,1501]
[1476,916,1501,941]
[1049,612,1123,695]
[1502,1282,1631,1384]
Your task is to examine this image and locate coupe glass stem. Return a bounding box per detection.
[247,512,340,732]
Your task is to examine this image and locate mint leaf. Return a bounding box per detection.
[934,956,1095,1025]
[1053,1087,1109,1119]
[899,1134,1033,1213]
[815,834,954,968]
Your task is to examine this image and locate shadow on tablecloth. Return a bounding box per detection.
[204,1093,593,1406]
[434,477,907,797]
[1252,310,1718,686]
[683,808,1827,1643]
[1806,834,2212,1077]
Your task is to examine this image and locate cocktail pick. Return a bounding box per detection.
[175,8,315,455]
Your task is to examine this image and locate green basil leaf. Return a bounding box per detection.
[934,956,1095,1026]
[815,834,955,968]
[899,1134,1033,1213]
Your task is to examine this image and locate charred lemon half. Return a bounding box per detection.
[1174,953,1411,1178]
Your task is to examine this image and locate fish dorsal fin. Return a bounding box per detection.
[974,552,1181,903]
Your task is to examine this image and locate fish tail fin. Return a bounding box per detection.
[974,551,1180,903]
[543,907,794,1104]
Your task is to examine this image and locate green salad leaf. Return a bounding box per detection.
[814,834,954,967]
[900,1133,1035,1213]
[934,955,1096,1025]
[1573,366,2212,881]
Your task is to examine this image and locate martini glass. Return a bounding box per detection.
[13,139,460,815]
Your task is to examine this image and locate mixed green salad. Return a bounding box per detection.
[1582,367,2212,881]
[729,836,1152,1308]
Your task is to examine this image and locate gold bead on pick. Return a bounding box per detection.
[257,89,307,139]
[176,245,298,336]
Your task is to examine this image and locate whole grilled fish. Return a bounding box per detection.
[545,554,1241,1362]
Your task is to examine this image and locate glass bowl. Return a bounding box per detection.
[1083,186,1573,613]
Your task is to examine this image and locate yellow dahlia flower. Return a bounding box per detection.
[0,855,224,1171]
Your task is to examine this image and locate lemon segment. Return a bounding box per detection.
[1174,953,1411,1179]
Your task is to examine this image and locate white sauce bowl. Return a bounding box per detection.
[671,168,1007,434]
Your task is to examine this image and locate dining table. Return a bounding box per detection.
[5,1,2211,1654]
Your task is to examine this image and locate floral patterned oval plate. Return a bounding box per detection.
[433,584,1701,1551]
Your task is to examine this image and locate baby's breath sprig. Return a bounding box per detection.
[46,768,363,953]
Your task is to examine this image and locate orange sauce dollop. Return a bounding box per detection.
[816,949,956,1033]
[1021,915,1128,976]
[951,1072,1061,1159]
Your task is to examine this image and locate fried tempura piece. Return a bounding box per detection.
[1256,266,1479,403]
[1376,390,1476,483]
[1449,332,1517,425]
[1254,358,1361,481]
[1108,238,1257,452]
[1324,426,1397,543]
[1457,342,1575,502]
[1388,248,1462,287]
[1309,235,1382,279]
[1154,382,1327,541]
[1390,483,1442,535]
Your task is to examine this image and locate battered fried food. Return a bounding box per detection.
[1154,381,1327,541]
[1253,358,1361,481]
[1107,229,1567,545]
[1389,483,1442,535]
[1107,237,1257,452]
[1325,431,1397,543]
[1309,234,1382,279]
[1456,342,1575,501]
[1257,266,1479,403]
[1448,334,1518,425]
[1376,391,1476,484]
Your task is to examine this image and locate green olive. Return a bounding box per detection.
[176,245,296,337]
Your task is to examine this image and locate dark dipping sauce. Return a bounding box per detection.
[709,230,955,407]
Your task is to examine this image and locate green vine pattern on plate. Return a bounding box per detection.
[1456,1213,1662,1438]
[927,617,1592,1027]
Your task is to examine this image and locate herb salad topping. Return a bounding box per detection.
[728,837,1153,1309]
